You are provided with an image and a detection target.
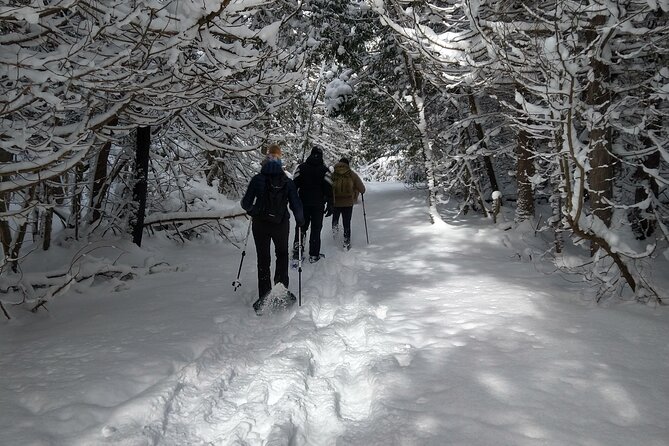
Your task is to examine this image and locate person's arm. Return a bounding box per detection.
[292,165,302,190]
[351,171,365,203]
[323,168,334,212]
[353,171,366,195]
[240,176,257,213]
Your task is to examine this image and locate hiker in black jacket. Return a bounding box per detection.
[292,145,333,263]
[241,145,304,313]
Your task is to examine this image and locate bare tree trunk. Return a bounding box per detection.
[585,14,614,254]
[552,130,565,253]
[42,200,53,251]
[9,186,36,273]
[403,53,441,224]
[561,75,638,294]
[515,128,536,222]
[90,140,112,223]
[466,92,500,194]
[630,119,661,240]
[131,126,151,247]
[0,149,13,259]
[71,163,86,239]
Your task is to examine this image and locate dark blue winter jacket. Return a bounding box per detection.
[241,160,304,225]
[293,151,333,208]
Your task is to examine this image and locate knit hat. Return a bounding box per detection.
[339,157,349,165]
[261,153,282,168]
[311,145,323,156]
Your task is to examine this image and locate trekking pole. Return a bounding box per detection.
[298,228,303,306]
[361,193,369,244]
[232,219,252,291]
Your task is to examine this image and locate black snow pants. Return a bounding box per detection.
[252,217,290,298]
[293,205,324,259]
[332,206,353,245]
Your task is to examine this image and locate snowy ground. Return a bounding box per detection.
[1,182,668,446]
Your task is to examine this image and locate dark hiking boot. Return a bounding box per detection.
[284,290,297,306]
[309,253,325,263]
[253,297,266,315]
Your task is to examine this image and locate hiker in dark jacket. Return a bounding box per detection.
[292,145,333,263]
[331,157,365,250]
[241,145,304,313]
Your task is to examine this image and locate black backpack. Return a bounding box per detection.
[256,174,289,223]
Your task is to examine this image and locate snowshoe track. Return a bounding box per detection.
[134,250,393,445]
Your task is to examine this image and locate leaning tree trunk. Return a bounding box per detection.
[131,127,151,247]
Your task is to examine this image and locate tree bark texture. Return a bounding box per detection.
[0,148,13,259]
[515,128,535,222]
[132,127,151,247]
[91,140,112,223]
[466,92,500,195]
[585,14,614,254]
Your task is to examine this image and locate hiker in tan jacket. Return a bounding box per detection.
[331,158,366,250]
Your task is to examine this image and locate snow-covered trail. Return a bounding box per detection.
[5,183,666,446]
[91,183,667,446]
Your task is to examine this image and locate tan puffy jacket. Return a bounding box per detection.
[332,162,366,208]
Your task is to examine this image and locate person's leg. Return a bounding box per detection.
[332,207,341,237]
[272,217,290,289]
[308,206,324,258]
[252,220,272,298]
[291,224,301,260]
[293,213,310,260]
[342,206,353,249]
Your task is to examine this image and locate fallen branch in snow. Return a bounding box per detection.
[143,211,247,227]
[1,257,179,317]
[143,211,249,245]
[0,300,10,320]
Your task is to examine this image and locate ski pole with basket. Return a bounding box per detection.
[232,219,252,291]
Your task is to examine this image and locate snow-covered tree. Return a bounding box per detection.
[0,0,305,267]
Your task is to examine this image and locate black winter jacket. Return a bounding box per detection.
[241,161,304,225]
[293,152,333,207]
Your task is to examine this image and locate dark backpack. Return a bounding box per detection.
[256,174,289,223]
[332,169,354,199]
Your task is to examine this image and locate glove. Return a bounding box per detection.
[324,205,333,217]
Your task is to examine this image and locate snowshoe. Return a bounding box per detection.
[253,296,267,316]
[254,284,297,315]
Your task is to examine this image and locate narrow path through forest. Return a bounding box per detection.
[85,183,668,446]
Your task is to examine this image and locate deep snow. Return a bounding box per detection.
[1,182,668,446]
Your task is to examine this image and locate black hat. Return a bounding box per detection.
[339,157,349,165]
[311,145,323,156]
